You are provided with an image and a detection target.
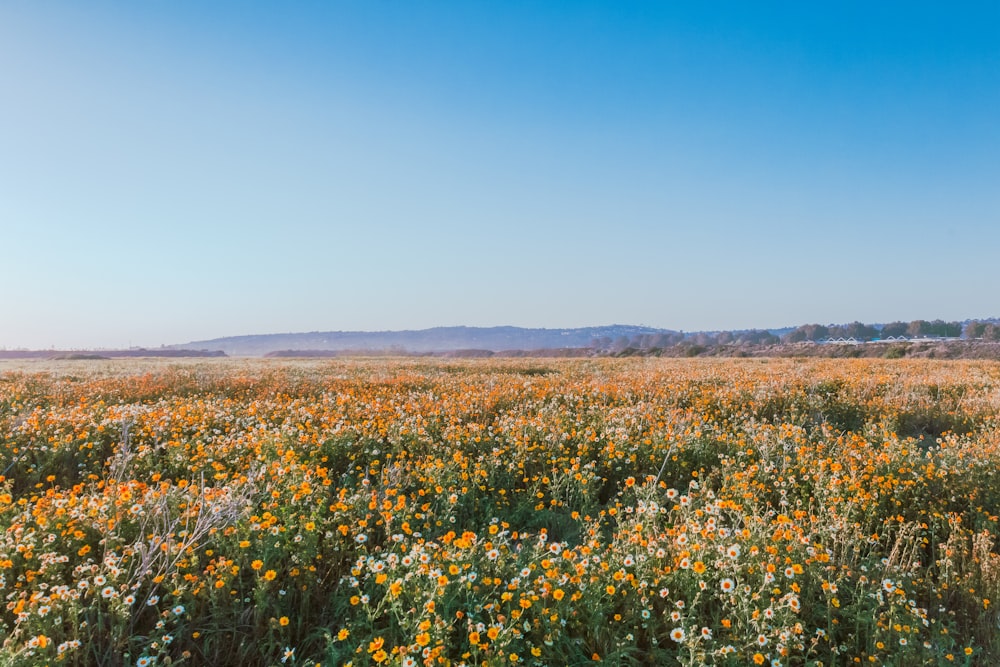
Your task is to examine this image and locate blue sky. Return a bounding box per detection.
[2,2,998,348]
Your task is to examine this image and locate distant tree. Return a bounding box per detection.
[903,319,961,338]
[930,320,962,337]
[843,322,878,341]
[690,332,717,346]
[591,336,612,350]
[783,324,829,342]
[880,321,909,338]
[983,323,1000,341]
[651,333,681,348]
[738,330,779,345]
[964,321,987,339]
[609,336,631,353]
[783,328,807,343]
[802,324,830,341]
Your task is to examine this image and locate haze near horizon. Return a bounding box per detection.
[2,2,998,349]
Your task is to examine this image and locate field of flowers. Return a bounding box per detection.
[0,357,998,666]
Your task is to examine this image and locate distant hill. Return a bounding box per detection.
[169,325,677,356]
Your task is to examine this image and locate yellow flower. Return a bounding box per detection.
[279,616,289,626]
[251,560,263,571]
[263,569,277,581]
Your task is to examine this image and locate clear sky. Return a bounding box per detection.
[2,2,998,349]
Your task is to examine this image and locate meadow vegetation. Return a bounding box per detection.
[0,357,998,666]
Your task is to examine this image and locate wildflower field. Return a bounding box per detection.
[0,357,998,666]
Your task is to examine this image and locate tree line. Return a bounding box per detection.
[591,318,1000,352]
[783,319,965,343]
[963,320,1000,341]
[592,330,781,353]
